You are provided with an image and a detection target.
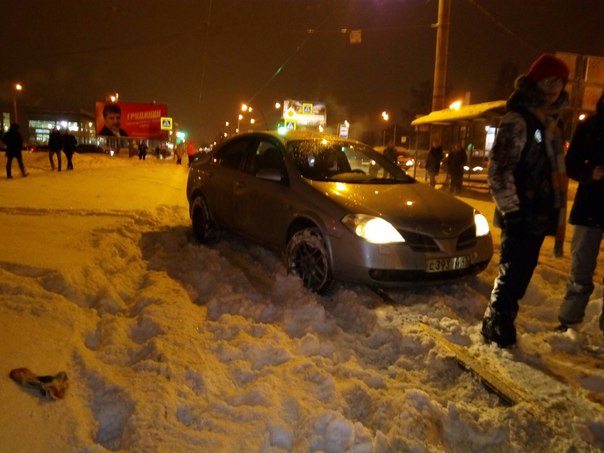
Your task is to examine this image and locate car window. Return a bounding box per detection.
[214,138,251,170]
[288,139,413,184]
[246,140,285,175]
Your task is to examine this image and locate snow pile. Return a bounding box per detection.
[0,152,603,452]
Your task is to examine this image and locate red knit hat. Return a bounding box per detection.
[526,54,569,83]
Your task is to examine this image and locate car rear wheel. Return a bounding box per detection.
[191,195,218,243]
[286,227,332,293]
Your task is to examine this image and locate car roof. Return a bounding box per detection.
[232,130,364,146]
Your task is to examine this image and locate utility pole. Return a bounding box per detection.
[432,0,451,112]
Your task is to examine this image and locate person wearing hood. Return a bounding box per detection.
[557,93,604,333]
[481,53,570,348]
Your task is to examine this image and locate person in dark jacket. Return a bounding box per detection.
[557,93,604,333]
[447,142,467,194]
[481,53,570,348]
[383,139,398,165]
[3,123,28,179]
[63,131,77,170]
[48,127,63,171]
[425,138,444,187]
[138,141,148,160]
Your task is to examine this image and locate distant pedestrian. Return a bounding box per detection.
[425,138,444,187]
[557,93,604,333]
[383,139,398,165]
[174,143,183,165]
[48,127,63,171]
[3,123,28,179]
[138,141,148,160]
[63,131,77,170]
[447,142,467,194]
[187,141,195,167]
[481,53,570,348]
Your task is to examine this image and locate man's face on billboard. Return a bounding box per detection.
[104,112,121,132]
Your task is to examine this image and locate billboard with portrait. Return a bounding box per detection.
[95,102,168,139]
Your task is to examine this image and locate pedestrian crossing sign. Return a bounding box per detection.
[160,117,173,130]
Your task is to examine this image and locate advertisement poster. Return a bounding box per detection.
[95,102,168,139]
[282,100,326,128]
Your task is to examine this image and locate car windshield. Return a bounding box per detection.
[287,139,414,183]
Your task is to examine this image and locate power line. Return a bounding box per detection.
[246,11,336,105]
[464,0,538,53]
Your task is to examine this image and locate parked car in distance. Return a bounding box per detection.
[30,145,49,153]
[374,145,415,170]
[187,131,493,293]
[76,144,114,155]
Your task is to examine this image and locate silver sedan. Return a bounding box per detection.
[187,131,493,293]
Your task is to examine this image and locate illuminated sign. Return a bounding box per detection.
[160,117,173,130]
[282,100,326,127]
[95,102,168,139]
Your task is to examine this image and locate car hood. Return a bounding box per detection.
[307,180,475,237]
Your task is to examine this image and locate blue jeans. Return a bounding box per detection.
[558,225,604,325]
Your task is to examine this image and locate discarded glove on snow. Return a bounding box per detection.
[9,368,69,400]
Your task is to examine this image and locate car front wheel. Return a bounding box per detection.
[286,227,332,293]
[190,195,218,243]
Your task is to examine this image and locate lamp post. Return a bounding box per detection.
[236,103,252,133]
[13,83,23,124]
[381,111,397,146]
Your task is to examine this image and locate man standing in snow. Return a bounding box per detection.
[481,54,570,348]
[557,93,604,333]
[425,138,444,187]
[48,127,63,171]
[383,139,398,165]
[3,123,28,178]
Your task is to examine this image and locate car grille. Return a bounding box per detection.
[398,230,440,252]
[399,225,477,253]
[456,225,477,250]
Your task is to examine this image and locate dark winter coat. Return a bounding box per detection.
[488,76,568,236]
[48,130,63,151]
[425,146,443,174]
[566,98,604,228]
[447,147,467,178]
[383,146,397,165]
[2,125,23,158]
[63,133,77,154]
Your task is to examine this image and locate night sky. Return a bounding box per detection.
[2,0,604,143]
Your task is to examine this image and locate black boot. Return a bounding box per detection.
[481,310,517,348]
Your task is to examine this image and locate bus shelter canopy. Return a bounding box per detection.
[411,100,507,126]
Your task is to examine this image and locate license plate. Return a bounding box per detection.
[426,256,470,273]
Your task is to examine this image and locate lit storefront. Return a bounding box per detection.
[22,108,97,146]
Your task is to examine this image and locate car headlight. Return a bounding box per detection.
[474,212,490,237]
[342,214,405,244]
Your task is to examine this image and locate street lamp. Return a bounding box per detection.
[380,111,396,146]
[236,103,253,133]
[13,83,23,124]
[107,92,119,103]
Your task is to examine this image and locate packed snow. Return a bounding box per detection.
[0,151,603,452]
